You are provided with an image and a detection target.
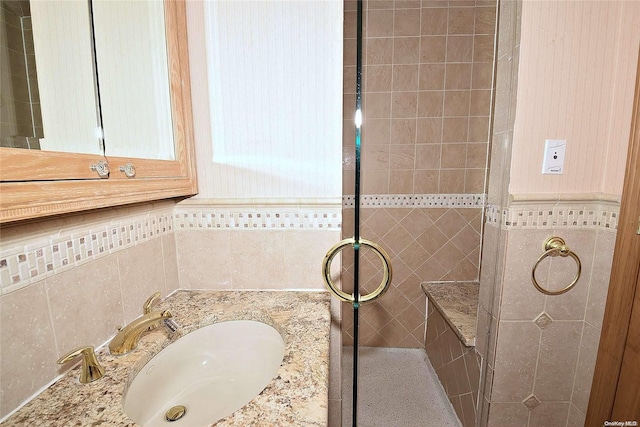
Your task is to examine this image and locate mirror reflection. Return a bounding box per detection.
[0,0,43,150]
[0,0,175,160]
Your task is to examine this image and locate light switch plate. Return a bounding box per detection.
[542,139,566,174]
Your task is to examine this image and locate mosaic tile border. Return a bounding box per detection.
[173,206,342,230]
[0,211,174,295]
[342,194,486,208]
[485,201,620,230]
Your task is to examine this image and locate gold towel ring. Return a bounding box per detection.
[531,236,582,296]
[322,237,392,304]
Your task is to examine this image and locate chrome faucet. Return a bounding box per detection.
[109,310,174,355]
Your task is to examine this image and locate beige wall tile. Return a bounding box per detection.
[343,39,357,67]
[444,90,471,117]
[500,229,549,321]
[364,92,392,119]
[363,118,391,145]
[585,229,616,328]
[413,170,440,193]
[175,230,232,289]
[544,229,596,321]
[362,144,390,170]
[368,0,394,10]
[391,118,417,144]
[445,63,473,90]
[343,10,357,39]
[229,230,286,289]
[365,65,393,92]
[392,65,419,91]
[420,35,446,63]
[0,283,58,419]
[486,402,529,427]
[329,298,342,403]
[567,403,586,427]
[389,170,415,193]
[389,144,415,169]
[419,64,446,90]
[571,322,600,413]
[466,143,488,168]
[421,8,448,35]
[492,321,540,401]
[468,116,490,142]
[394,9,421,37]
[441,143,467,168]
[366,38,393,65]
[534,320,582,401]
[393,37,420,64]
[417,90,444,117]
[472,62,494,90]
[395,0,420,9]
[474,7,497,35]
[463,170,485,194]
[459,392,476,427]
[470,89,492,116]
[362,169,390,193]
[416,118,443,143]
[284,230,341,289]
[528,402,570,427]
[446,35,473,63]
[474,35,496,63]
[161,234,180,295]
[392,92,418,118]
[442,117,468,143]
[448,8,475,35]
[44,255,124,353]
[475,307,490,359]
[117,239,168,323]
[367,9,394,37]
[328,399,342,427]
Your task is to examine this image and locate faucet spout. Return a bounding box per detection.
[109,310,173,355]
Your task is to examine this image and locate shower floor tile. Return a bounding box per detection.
[341,346,462,427]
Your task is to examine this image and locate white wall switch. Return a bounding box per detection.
[542,139,566,174]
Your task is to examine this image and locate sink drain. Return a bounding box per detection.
[165,405,187,422]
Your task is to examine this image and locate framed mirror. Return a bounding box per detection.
[0,0,197,222]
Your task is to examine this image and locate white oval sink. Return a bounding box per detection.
[123,320,285,427]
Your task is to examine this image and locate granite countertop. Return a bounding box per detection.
[421,281,478,347]
[2,290,331,427]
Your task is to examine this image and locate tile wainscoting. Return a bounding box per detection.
[0,200,342,420]
[478,197,619,427]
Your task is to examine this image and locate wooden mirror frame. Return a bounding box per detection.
[0,0,197,224]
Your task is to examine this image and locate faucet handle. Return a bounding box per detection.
[57,346,105,384]
[143,291,161,315]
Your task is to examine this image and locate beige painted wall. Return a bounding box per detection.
[510,0,640,197]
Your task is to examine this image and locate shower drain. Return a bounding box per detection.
[165,405,187,422]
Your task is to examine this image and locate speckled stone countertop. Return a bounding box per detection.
[2,290,331,427]
[421,282,478,347]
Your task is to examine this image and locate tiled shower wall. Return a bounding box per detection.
[341,0,496,347]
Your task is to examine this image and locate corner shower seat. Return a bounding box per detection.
[421,281,478,347]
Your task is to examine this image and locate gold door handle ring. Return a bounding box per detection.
[531,236,582,296]
[322,237,392,304]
